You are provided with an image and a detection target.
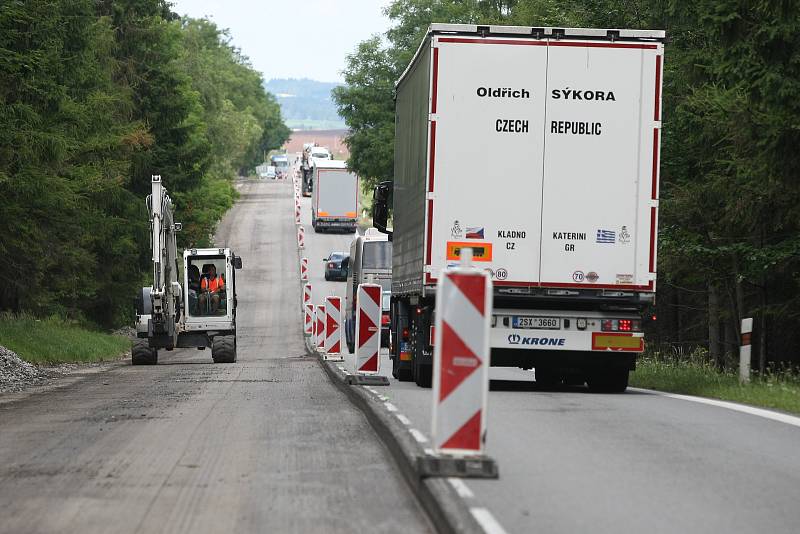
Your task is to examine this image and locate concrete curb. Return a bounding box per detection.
[305,338,484,534]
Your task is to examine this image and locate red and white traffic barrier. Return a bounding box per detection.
[297,226,305,249]
[304,302,314,337]
[303,283,312,305]
[355,283,382,374]
[431,249,492,456]
[315,303,326,351]
[325,296,342,359]
[300,257,308,281]
[295,205,301,224]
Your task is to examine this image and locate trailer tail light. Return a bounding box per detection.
[381,313,390,326]
[402,327,409,340]
[602,319,642,332]
[328,262,335,268]
[429,325,436,346]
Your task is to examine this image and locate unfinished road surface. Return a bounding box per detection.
[0,179,431,534]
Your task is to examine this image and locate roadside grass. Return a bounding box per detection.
[631,352,800,415]
[0,313,129,365]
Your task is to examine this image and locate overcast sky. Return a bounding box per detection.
[170,0,391,83]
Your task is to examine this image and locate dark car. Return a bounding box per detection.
[381,291,391,348]
[324,252,348,281]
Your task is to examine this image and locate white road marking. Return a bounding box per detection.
[377,394,389,402]
[631,388,800,428]
[409,428,428,443]
[423,447,434,456]
[448,478,474,499]
[395,413,411,425]
[470,507,509,534]
[384,402,398,412]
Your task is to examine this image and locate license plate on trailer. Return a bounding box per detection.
[512,316,561,330]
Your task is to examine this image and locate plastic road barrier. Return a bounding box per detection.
[431,249,492,455]
[315,303,326,352]
[325,296,342,359]
[300,257,308,281]
[304,302,313,337]
[355,283,382,374]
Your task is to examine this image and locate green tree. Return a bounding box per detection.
[0,1,290,326]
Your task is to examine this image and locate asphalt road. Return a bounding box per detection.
[299,179,800,534]
[0,178,432,534]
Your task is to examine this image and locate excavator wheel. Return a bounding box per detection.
[131,340,158,365]
[212,335,237,363]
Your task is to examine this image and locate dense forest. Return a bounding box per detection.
[334,0,800,370]
[0,0,290,327]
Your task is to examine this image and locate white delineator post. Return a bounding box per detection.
[431,248,493,456]
[300,257,308,281]
[304,303,314,337]
[355,283,382,374]
[740,317,753,384]
[297,226,305,249]
[325,296,343,360]
[315,304,326,352]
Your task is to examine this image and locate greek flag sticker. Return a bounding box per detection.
[596,229,616,243]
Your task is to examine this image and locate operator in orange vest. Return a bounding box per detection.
[199,264,225,314]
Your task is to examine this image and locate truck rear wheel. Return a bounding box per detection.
[212,335,237,363]
[414,360,432,388]
[587,369,629,393]
[535,367,560,390]
[395,367,413,382]
[131,340,157,365]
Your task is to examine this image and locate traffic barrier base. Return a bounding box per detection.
[416,454,498,479]
[345,373,389,386]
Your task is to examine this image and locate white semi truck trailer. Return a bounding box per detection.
[372,24,665,392]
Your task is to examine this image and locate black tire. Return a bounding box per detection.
[398,368,413,381]
[535,367,561,390]
[212,335,237,363]
[414,360,432,388]
[394,359,413,381]
[587,369,629,393]
[131,340,157,365]
[324,272,330,281]
[563,373,586,386]
[390,350,413,381]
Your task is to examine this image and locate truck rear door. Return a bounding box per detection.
[317,170,358,219]
[429,36,548,285]
[538,40,661,290]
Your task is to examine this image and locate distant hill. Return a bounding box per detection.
[264,78,346,130]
